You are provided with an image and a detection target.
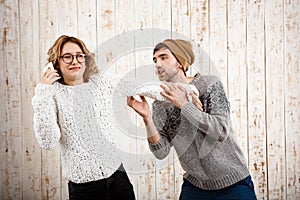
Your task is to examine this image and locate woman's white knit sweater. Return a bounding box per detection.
[32,74,126,183]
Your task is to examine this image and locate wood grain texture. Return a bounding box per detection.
[247,1,268,198]
[19,0,42,198]
[265,0,286,199]
[0,0,22,199]
[38,1,64,199]
[284,0,300,199]
[0,0,300,199]
[227,0,248,167]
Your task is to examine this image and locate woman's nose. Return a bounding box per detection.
[72,55,79,64]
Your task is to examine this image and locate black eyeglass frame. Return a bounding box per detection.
[59,53,86,64]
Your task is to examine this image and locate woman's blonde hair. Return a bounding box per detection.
[47,35,99,83]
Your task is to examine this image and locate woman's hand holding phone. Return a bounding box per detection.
[40,62,60,84]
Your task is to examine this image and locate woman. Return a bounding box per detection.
[32,35,135,200]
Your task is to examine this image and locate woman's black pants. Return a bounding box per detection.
[68,164,135,200]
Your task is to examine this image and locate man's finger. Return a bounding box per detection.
[177,84,186,92]
[140,95,147,102]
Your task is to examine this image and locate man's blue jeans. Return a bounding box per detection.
[179,175,257,200]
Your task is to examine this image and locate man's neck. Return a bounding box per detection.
[169,71,190,84]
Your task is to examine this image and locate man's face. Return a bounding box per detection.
[153,48,181,82]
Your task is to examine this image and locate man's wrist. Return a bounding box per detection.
[180,101,189,109]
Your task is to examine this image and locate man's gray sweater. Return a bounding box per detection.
[148,74,250,190]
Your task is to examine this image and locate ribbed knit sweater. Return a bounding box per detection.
[148,74,250,190]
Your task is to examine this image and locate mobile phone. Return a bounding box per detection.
[42,62,54,73]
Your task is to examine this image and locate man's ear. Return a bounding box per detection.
[177,62,183,69]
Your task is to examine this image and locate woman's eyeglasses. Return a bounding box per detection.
[60,53,86,64]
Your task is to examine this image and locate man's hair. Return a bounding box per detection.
[153,42,170,55]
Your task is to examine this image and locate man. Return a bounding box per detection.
[127,39,256,199]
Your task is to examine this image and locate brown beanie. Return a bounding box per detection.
[162,39,195,72]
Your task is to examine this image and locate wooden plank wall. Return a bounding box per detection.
[1,0,300,199]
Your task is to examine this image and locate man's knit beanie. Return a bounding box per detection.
[162,39,195,72]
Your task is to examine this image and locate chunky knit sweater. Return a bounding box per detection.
[32,74,128,183]
[149,74,250,190]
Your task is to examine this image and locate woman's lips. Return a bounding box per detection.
[69,66,80,71]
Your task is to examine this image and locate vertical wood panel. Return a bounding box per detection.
[19,0,42,198]
[265,0,286,199]
[0,1,6,198]
[152,0,172,44]
[38,1,63,199]
[77,0,97,51]
[0,0,22,199]
[96,0,116,72]
[190,0,210,76]
[58,0,78,36]
[284,0,300,199]
[209,0,227,88]
[227,0,248,165]
[247,0,268,199]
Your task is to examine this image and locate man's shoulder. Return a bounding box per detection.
[196,74,220,83]
[193,74,222,91]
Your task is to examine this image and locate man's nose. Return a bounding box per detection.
[155,60,162,68]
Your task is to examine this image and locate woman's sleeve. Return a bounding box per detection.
[92,72,146,97]
[181,80,231,142]
[31,84,61,150]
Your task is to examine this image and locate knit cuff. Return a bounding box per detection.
[148,138,165,152]
[181,102,199,120]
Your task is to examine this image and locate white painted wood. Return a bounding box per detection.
[0,0,22,199]
[77,0,97,52]
[284,0,300,199]
[246,1,268,199]
[19,0,43,198]
[1,1,300,199]
[58,0,78,36]
[227,0,248,165]
[190,0,210,76]
[209,0,227,89]
[96,0,116,72]
[265,0,286,198]
[38,1,64,199]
